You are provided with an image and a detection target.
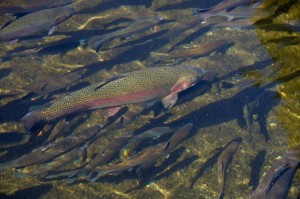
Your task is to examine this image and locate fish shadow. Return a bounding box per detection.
[0,68,12,79]
[248,150,267,190]
[190,149,222,189]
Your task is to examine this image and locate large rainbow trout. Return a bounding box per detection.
[21,66,205,134]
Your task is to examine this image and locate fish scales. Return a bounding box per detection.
[0,6,75,41]
[21,66,205,134]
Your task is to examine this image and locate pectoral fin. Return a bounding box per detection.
[8,39,18,45]
[104,107,121,117]
[48,26,57,35]
[162,93,178,109]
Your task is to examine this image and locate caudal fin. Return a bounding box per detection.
[21,110,46,135]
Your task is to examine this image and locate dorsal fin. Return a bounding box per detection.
[94,74,127,91]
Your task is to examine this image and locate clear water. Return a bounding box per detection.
[0,0,299,198]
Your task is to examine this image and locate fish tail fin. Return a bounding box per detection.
[21,110,46,135]
[87,36,106,52]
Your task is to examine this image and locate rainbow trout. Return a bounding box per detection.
[195,0,259,21]
[21,66,205,134]
[0,6,76,43]
[0,0,75,14]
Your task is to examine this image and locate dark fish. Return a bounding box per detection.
[1,46,43,61]
[243,90,264,140]
[251,149,300,199]
[235,63,281,89]
[16,146,81,177]
[131,126,174,141]
[102,104,148,133]
[0,126,102,171]
[21,66,205,135]
[0,0,75,14]
[217,137,242,199]
[22,69,87,97]
[213,6,270,21]
[153,40,228,64]
[87,16,162,52]
[158,18,202,40]
[0,6,76,43]
[45,113,85,144]
[1,39,80,62]
[71,132,133,181]
[195,0,259,21]
[90,123,192,181]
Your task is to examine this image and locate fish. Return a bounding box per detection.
[16,146,81,178]
[87,16,162,52]
[22,69,87,98]
[0,0,75,14]
[213,18,255,29]
[68,132,133,181]
[153,40,228,64]
[21,66,205,135]
[131,126,174,141]
[195,0,259,21]
[213,6,270,21]
[102,104,148,133]
[0,126,102,171]
[217,137,242,199]
[0,133,30,149]
[243,90,264,140]
[1,39,81,62]
[45,113,86,144]
[251,149,300,199]
[90,123,192,181]
[0,6,76,43]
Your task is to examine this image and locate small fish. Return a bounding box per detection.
[0,0,75,14]
[214,6,270,21]
[0,133,30,149]
[22,69,86,97]
[251,150,300,199]
[158,18,202,40]
[87,16,162,52]
[213,19,255,29]
[153,40,228,64]
[45,113,86,144]
[102,104,148,133]
[235,63,281,89]
[21,66,205,135]
[243,90,264,140]
[131,126,174,141]
[0,6,76,43]
[0,126,102,171]
[217,137,242,199]
[90,123,192,181]
[195,0,259,21]
[1,39,80,62]
[71,132,133,181]
[16,146,81,177]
